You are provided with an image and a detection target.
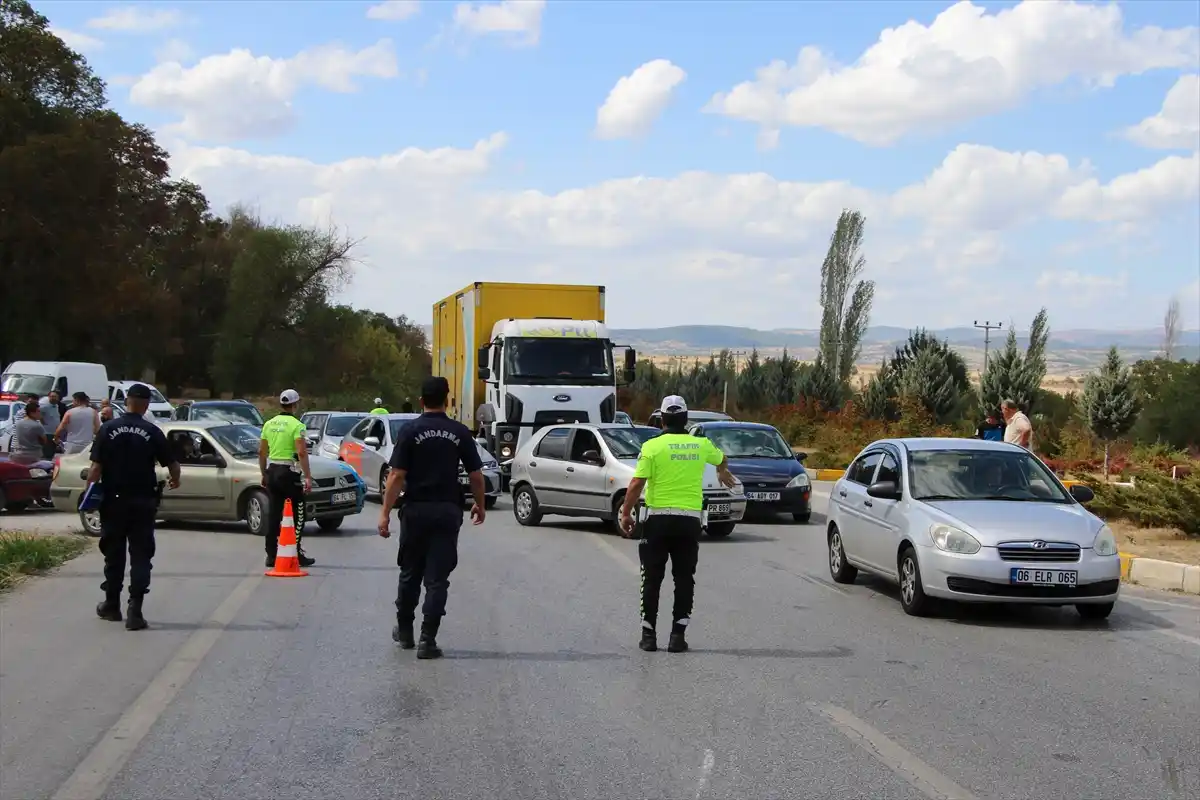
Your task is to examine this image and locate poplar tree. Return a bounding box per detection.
[1081,347,1141,480]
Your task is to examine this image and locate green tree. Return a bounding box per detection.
[817,210,875,392]
[736,349,766,410]
[1081,347,1141,480]
[795,359,843,411]
[861,360,899,421]
[1131,358,1199,450]
[979,309,1051,415]
[899,347,962,424]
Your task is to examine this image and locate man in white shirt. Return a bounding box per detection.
[1001,399,1034,453]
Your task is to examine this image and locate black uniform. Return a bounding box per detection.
[390,411,482,640]
[89,412,173,603]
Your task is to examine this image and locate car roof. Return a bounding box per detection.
[384,413,420,420]
[541,422,635,431]
[694,420,776,431]
[306,410,367,416]
[876,437,1026,453]
[163,420,255,432]
[186,399,254,406]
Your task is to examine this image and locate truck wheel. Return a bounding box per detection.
[244,490,269,536]
[317,516,344,533]
[513,485,542,526]
[707,522,734,538]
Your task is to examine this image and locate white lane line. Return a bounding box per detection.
[1124,595,1200,611]
[694,748,715,798]
[591,533,640,575]
[1154,629,1200,648]
[811,703,981,800]
[51,570,264,800]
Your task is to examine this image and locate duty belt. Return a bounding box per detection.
[267,459,299,470]
[644,507,702,519]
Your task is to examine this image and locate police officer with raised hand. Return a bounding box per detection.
[89,383,181,631]
[378,376,484,660]
[620,395,736,653]
[259,389,316,568]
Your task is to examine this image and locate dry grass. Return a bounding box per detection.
[1110,521,1200,566]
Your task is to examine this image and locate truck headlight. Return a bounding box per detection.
[930,524,981,555]
[1092,525,1118,557]
[787,472,810,489]
[499,444,514,458]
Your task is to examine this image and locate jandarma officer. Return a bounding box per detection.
[620,395,736,653]
[378,376,485,660]
[89,383,181,631]
[258,389,316,568]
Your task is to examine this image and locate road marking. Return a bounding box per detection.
[1154,629,1200,648]
[590,533,640,575]
[796,571,848,596]
[1124,595,1200,611]
[811,703,981,800]
[51,570,264,800]
[694,748,715,798]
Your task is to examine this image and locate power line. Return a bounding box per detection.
[973,320,1003,374]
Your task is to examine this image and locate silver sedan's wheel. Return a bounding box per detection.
[898,547,931,617]
[828,526,858,584]
[513,485,542,526]
[80,510,102,537]
[245,490,268,536]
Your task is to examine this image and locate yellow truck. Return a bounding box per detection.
[432,282,635,473]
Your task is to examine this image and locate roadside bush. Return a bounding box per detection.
[1082,471,1200,536]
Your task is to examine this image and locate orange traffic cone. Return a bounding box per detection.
[266,499,308,577]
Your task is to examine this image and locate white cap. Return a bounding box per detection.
[279,389,300,405]
[374,397,383,405]
[660,395,687,413]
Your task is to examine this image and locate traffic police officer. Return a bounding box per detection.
[89,383,181,630]
[378,376,484,659]
[620,395,736,653]
[370,398,389,415]
[258,389,316,568]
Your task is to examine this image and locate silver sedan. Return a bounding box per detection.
[826,437,1120,619]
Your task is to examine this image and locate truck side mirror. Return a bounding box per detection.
[477,346,490,380]
[624,348,637,372]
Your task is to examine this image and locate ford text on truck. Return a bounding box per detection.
[432,282,635,481]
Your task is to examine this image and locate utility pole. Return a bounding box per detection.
[973,320,1003,374]
[714,350,747,413]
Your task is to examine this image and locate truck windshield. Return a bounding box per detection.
[1,373,53,396]
[503,337,613,385]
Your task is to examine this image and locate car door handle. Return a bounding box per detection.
[863,500,873,507]
[529,461,536,468]
[838,490,847,497]
[566,466,575,472]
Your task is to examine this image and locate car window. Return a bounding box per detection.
[599,427,647,458]
[876,452,900,486]
[0,404,9,423]
[704,426,792,458]
[847,452,882,485]
[569,429,601,462]
[302,414,324,433]
[168,430,222,466]
[535,427,570,460]
[347,419,370,439]
[908,449,1071,503]
[325,414,363,437]
[207,424,263,458]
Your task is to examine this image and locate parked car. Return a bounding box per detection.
[688,421,812,523]
[0,455,52,511]
[646,408,732,429]
[509,422,747,536]
[826,437,1119,618]
[51,421,365,536]
[171,400,264,426]
[108,380,174,421]
[338,413,500,507]
[0,398,25,453]
[301,410,368,460]
[614,411,633,425]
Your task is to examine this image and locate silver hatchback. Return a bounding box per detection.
[509,423,747,536]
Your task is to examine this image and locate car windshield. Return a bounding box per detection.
[503,336,613,385]
[908,449,1071,503]
[208,424,263,457]
[389,416,419,442]
[146,387,168,404]
[1,373,53,396]
[326,414,364,437]
[194,404,263,425]
[614,411,632,425]
[630,426,662,444]
[600,427,649,458]
[704,427,792,458]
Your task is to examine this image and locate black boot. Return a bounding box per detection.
[416,616,443,660]
[265,553,276,568]
[667,623,688,653]
[96,593,122,622]
[639,626,657,652]
[392,615,415,649]
[298,548,315,568]
[125,595,147,631]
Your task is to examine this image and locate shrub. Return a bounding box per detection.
[1082,471,1200,536]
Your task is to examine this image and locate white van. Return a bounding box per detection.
[1,361,109,403]
[108,380,174,421]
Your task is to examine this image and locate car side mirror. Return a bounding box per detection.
[582,449,603,465]
[364,436,381,449]
[866,480,901,500]
[306,433,319,445]
[794,452,807,462]
[1068,484,1094,503]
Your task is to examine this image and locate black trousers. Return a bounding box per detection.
[265,464,305,557]
[395,501,462,622]
[99,499,157,598]
[638,514,701,629]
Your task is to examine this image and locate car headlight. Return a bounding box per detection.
[321,441,339,455]
[1092,525,1118,557]
[730,478,744,495]
[29,468,48,478]
[930,523,981,555]
[787,472,810,489]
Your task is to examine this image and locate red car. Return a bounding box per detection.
[0,456,53,512]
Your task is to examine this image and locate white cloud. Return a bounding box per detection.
[87,6,183,33]
[366,1,420,21]
[453,0,545,47]
[51,27,104,52]
[1122,74,1200,150]
[1057,151,1200,222]
[595,60,686,140]
[705,0,1200,146]
[161,134,1198,327]
[129,40,400,141]
[1036,270,1129,308]
[154,38,194,64]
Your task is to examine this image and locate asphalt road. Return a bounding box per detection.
[2,485,1198,800]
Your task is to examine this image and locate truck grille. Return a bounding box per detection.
[997,542,1081,563]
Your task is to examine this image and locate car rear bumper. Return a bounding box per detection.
[919,544,1122,604]
[4,477,51,503]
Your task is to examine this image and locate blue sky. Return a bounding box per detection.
[38,0,1200,332]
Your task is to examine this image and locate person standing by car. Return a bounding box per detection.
[56,392,100,454]
[377,376,484,660]
[1001,399,1035,453]
[39,390,63,458]
[89,384,181,630]
[620,395,736,654]
[258,389,316,569]
[370,398,388,415]
[11,402,47,464]
[975,411,1005,442]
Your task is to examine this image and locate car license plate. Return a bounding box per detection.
[708,503,731,514]
[1010,568,1078,586]
[746,492,781,501]
[331,491,356,504]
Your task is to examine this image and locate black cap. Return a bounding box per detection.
[421,376,449,396]
[126,383,153,400]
